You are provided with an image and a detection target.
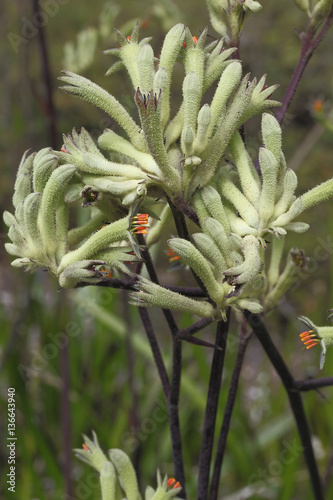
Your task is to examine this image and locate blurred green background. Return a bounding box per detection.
[1,1,333,499]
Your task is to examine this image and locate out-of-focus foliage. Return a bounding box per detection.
[1,0,333,499]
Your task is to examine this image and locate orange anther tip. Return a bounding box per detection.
[167,478,176,487]
[173,481,181,489]
[313,99,323,113]
[82,443,90,451]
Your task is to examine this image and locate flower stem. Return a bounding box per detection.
[138,307,171,399]
[293,377,333,391]
[137,235,186,495]
[170,338,186,498]
[244,311,324,500]
[209,317,250,500]
[275,10,333,125]
[197,313,230,500]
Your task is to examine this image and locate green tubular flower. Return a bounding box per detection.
[137,43,155,94]
[182,27,207,90]
[39,164,76,259]
[32,148,58,192]
[158,23,185,126]
[130,277,216,319]
[223,234,262,286]
[100,462,118,500]
[229,131,261,208]
[258,148,279,230]
[135,88,181,194]
[58,71,146,151]
[298,315,333,369]
[168,238,225,306]
[58,260,109,288]
[206,61,242,141]
[200,186,231,233]
[146,471,182,500]
[108,449,141,500]
[203,217,233,267]
[74,432,108,473]
[192,232,228,275]
[57,215,130,273]
[75,433,183,500]
[98,129,162,177]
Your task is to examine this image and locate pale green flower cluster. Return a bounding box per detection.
[74,432,182,500]
[4,19,333,318]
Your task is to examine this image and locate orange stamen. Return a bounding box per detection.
[167,478,176,487]
[61,146,69,153]
[313,99,323,113]
[183,36,198,48]
[167,249,180,262]
[131,214,149,234]
[82,443,90,451]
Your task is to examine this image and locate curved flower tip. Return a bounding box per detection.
[298,315,333,370]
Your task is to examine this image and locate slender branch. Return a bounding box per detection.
[32,0,57,148]
[138,307,171,399]
[77,278,206,296]
[177,317,215,339]
[172,195,200,226]
[275,9,333,125]
[136,235,186,494]
[170,338,186,498]
[137,235,179,334]
[293,377,333,392]
[57,294,72,498]
[197,312,230,500]
[244,311,324,500]
[123,290,142,481]
[209,317,250,500]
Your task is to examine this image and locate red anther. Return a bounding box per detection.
[299,330,313,338]
[304,339,318,345]
[131,214,149,234]
[127,35,131,42]
[173,481,181,489]
[167,478,176,487]
[61,146,69,153]
[82,443,90,451]
[306,342,319,350]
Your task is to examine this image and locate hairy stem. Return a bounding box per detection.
[244,311,324,500]
[197,312,230,500]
